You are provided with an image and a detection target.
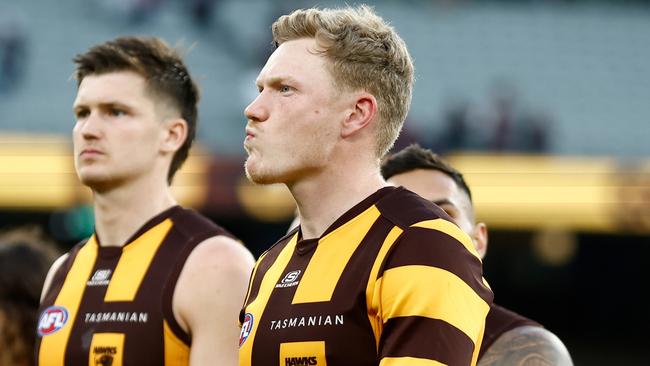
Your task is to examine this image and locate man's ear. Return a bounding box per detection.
[473,222,489,260]
[161,118,188,154]
[341,93,377,138]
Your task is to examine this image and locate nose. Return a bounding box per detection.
[75,111,102,140]
[244,93,269,123]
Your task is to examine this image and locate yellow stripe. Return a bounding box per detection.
[379,265,490,344]
[380,356,446,366]
[470,315,486,366]
[292,205,381,304]
[240,250,269,326]
[411,219,481,260]
[39,238,98,366]
[239,234,299,366]
[164,320,190,366]
[88,333,124,366]
[366,226,403,349]
[104,219,172,301]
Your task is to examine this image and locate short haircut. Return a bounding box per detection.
[381,144,473,202]
[73,36,199,184]
[272,5,414,157]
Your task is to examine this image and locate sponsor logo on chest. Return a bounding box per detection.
[87,269,112,286]
[84,312,148,323]
[270,314,345,331]
[276,270,301,288]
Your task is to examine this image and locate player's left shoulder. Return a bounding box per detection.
[185,235,255,273]
[480,325,573,366]
[173,235,255,333]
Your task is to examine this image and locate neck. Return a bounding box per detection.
[91,176,176,247]
[291,158,386,239]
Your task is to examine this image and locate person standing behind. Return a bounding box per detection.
[36,36,254,366]
[382,144,573,366]
[239,5,492,366]
[0,227,58,366]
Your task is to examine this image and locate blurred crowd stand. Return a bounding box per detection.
[0,12,27,94]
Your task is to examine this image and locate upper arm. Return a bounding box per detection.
[376,224,493,365]
[40,253,69,303]
[478,326,573,366]
[173,235,255,366]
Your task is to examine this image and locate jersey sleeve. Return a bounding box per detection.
[373,219,493,366]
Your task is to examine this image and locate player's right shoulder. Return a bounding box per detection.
[478,325,573,366]
[40,252,69,303]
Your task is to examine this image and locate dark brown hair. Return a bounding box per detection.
[0,227,58,366]
[381,144,473,202]
[73,36,199,184]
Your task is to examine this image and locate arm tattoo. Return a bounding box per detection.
[478,326,573,366]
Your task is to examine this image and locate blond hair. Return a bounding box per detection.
[272,5,414,157]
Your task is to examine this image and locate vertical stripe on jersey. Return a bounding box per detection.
[241,250,270,315]
[279,341,327,366]
[471,315,486,366]
[38,237,98,366]
[365,225,403,348]
[379,357,445,366]
[239,234,299,366]
[104,219,172,301]
[292,206,381,304]
[411,219,481,260]
[379,265,490,344]
[164,320,190,366]
[88,333,124,366]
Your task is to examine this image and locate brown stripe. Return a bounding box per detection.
[318,186,395,238]
[331,217,395,298]
[244,233,294,308]
[375,187,449,228]
[381,227,492,303]
[380,316,475,366]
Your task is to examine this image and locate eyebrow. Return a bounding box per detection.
[73,101,133,111]
[257,75,301,88]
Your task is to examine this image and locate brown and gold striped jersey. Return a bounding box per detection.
[36,206,232,366]
[239,187,493,366]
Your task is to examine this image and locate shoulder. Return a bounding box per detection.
[479,326,573,366]
[376,186,450,228]
[173,235,255,330]
[182,235,255,278]
[40,252,69,303]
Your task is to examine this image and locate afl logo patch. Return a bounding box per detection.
[37,306,69,336]
[239,313,254,347]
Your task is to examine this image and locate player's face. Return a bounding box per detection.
[72,71,166,191]
[388,169,476,236]
[243,38,347,185]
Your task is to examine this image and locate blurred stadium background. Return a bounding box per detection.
[1,0,648,364]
